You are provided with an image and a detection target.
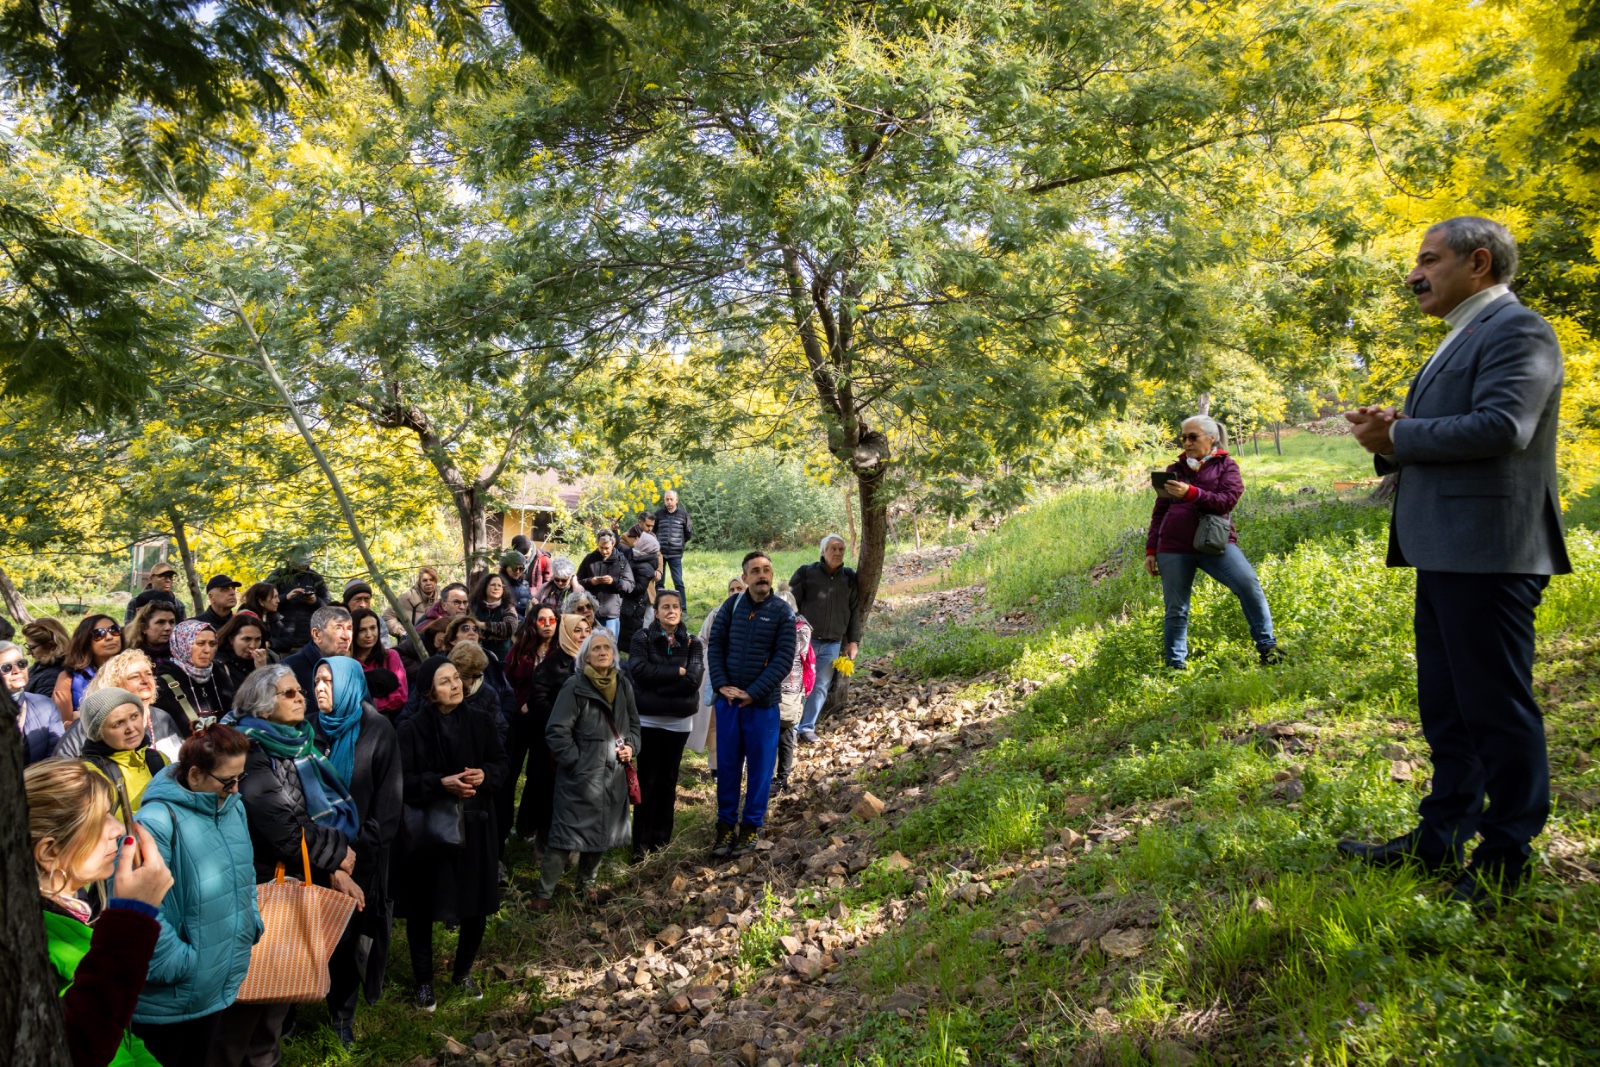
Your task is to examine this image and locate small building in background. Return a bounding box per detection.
[491,471,587,549]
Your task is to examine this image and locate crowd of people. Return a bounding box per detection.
[9,492,866,1066]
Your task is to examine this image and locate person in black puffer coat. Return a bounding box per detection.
[626,591,704,859]
[651,491,692,599]
[617,528,660,656]
[577,530,634,639]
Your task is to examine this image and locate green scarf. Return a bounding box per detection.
[236,716,361,840]
[583,663,618,704]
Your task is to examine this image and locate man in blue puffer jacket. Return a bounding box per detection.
[706,551,796,858]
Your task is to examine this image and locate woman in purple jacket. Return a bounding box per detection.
[1145,415,1280,669]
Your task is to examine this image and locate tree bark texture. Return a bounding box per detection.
[168,509,205,616]
[0,713,73,1067]
[0,565,34,624]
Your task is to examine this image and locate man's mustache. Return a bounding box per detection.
[1411,278,1432,295]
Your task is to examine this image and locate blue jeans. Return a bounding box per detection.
[1156,545,1275,666]
[601,617,620,639]
[715,698,780,828]
[797,639,842,734]
[663,555,686,598]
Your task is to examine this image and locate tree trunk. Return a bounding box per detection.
[843,484,858,557]
[1273,420,1283,455]
[854,464,890,626]
[167,510,205,616]
[456,489,492,582]
[0,713,74,1067]
[1196,392,1211,415]
[0,565,33,624]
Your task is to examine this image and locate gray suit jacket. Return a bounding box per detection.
[1377,292,1570,575]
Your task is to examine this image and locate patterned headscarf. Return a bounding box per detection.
[170,620,215,682]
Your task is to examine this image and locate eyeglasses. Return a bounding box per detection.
[0,659,27,675]
[91,624,122,639]
[277,685,305,699]
[460,673,483,685]
[1181,433,1206,442]
[201,769,248,791]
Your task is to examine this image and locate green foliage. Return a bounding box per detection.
[894,627,1024,678]
[672,450,845,550]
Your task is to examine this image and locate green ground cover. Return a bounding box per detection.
[824,493,1600,1065]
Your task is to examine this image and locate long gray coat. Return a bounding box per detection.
[1380,292,1570,576]
[546,670,642,853]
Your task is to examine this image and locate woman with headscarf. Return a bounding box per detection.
[394,656,508,1010]
[54,650,186,764]
[310,657,402,1047]
[219,664,364,1066]
[74,686,171,827]
[533,629,640,910]
[55,613,126,722]
[152,621,226,737]
[519,614,590,852]
[617,527,661,655]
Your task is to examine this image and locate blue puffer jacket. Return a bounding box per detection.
[707,592,797,709]
[127,765,263,1023]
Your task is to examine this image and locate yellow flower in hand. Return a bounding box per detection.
[832,656,855,677]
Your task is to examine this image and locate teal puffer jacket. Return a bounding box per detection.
[128,765,263,1023]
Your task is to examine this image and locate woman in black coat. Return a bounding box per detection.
[310,657,402,1045]
[626,591,705,859]
[153,620,228,736]
[518,614,590,850]
[394,656,509,1010]
[213,614,272,711]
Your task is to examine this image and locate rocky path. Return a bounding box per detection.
[447,663,1027,1067]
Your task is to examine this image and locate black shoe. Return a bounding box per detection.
[333,1016,355,1047]
[456,975,483,1001]
[710,822,736,858]
[1337,829,1459,874]
[414,983,436,1012]
[1259,645,1286,665]
[1448,853,1528,914]
[772,776,790,794]
[731,823,760,856]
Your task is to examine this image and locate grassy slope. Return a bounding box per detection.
[826,490,1600,1065]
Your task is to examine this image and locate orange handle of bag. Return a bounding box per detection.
[272,831,314,884]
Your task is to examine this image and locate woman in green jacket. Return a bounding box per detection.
[128,724,262,1067]
[28,759,173,1067]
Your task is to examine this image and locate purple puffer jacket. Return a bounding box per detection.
[1146,450,1243,555]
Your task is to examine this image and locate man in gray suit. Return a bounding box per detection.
[1340,216,1570,910]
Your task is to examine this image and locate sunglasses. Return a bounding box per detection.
[1181,433,1207,442]
[277,685,305,699]
[91,624,122,639]
[0,659,27,675]
[201,769,248,791]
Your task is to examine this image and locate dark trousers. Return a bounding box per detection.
[206,1001,290,1067]
[775,725,796,782]
[406,915,487,987]
[1413,570,1550,861]
[633,726,690,853]
[514,716,555,845]
[134,1010,222,1067]
[663,554,686,598]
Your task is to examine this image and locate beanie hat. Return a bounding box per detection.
[79,687,143,742]
[500,550,526,569]
[343,579,373,603]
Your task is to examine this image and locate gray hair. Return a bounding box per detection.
[233,664,296,717]
[1181,414,1221,441]
[819,534,847,553]
[575,628,617,667]
[0,640,17,657]
[595,528,616,545]
[562,590,598,614]
[1428,216,1518,284]
[310,605,351,635]
[550,557,576,581]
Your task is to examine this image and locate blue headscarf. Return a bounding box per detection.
[317,656,369,787]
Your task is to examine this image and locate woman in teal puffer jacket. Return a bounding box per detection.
[127,724,262,1067]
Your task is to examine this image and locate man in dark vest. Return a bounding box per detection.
[652,490,692,600]
[1341,216,1570,911]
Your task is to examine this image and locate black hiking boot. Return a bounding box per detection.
[731,823,760,856]
[1259,645,1286,666]
[710,822,736,858]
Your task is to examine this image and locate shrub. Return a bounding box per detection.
[672,450,844,550]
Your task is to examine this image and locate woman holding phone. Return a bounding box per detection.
[1145,414,1280,670]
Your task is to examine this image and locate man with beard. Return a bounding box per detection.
[705,551,795,858]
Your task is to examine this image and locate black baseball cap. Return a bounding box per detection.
[206,574,243,592]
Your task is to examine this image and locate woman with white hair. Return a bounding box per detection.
[1145,414,1280,669]
[536,557,579,614]
[532,628,640,910]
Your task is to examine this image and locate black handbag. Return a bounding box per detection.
[402,796,466,853]
[1193,513,1232,556]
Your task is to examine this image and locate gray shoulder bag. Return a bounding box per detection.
[1194,513,1232,556]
